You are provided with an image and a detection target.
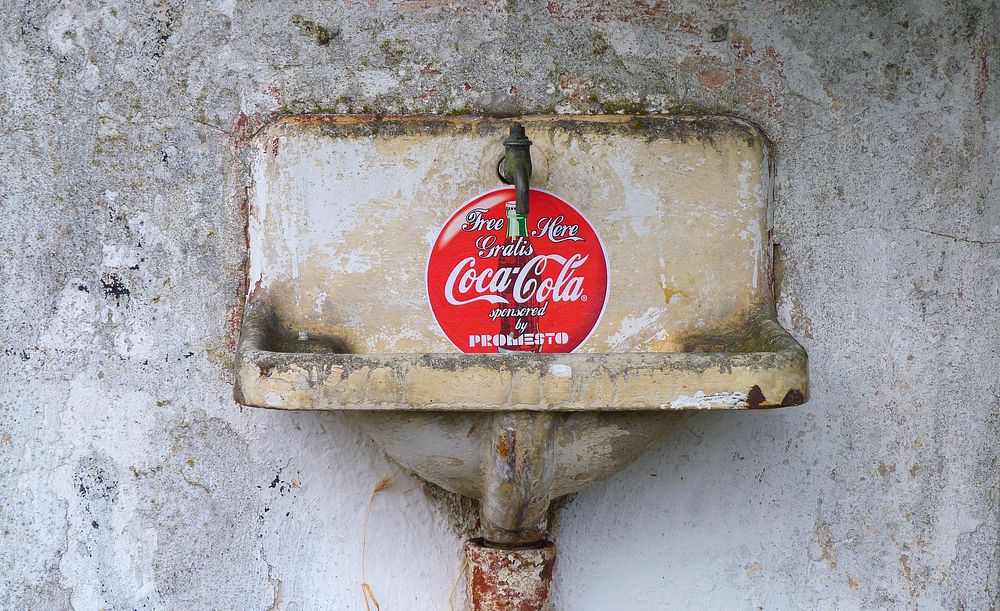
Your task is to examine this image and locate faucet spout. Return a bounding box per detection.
[499,123,533,217]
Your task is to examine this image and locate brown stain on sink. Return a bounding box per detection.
[676,308,785,354]
[663,286,687,303]
[260,113,766,151]
[780,388,806,406]
[496,434,511,460]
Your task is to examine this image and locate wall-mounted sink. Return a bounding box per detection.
[233,114,807,606]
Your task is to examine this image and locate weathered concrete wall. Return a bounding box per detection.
[1,1,996,609]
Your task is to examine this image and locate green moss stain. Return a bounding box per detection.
[291,15,339,45]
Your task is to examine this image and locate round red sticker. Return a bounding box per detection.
[427,188,609,353]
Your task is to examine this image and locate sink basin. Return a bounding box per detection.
[233,114,807,542]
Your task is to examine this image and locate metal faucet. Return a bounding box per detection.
[499,123,533,216]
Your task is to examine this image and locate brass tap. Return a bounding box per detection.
[498,123,533,217]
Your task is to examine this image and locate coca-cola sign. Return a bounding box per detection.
[427,188,609,353]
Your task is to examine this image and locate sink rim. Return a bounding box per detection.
[234,300,808,411]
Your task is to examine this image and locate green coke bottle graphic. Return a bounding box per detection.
[497,201,542,353]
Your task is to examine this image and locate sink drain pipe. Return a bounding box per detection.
[468,412,558,610]
[466,539,556,611]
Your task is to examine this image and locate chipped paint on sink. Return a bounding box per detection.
[667,391,749,410]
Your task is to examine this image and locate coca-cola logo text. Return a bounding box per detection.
[444,254,589,306]
[427,188,609,353]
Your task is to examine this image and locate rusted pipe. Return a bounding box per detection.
[466,540,556,611]
[480,411,556,544]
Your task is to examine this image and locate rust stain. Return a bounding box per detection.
[975,41,990,107]
[899,553,913,580]
[662,286,687,303]
[496,434,511,460]
[815,522,838,570]
[225,301,244,350]
[727,35,786,118]
[699,68,731,89]
[780,388,805,406]
[747,385,766,409]
[731,34,755,61]
[266,82,282,105]
[232,112,253,152]
[467,541,555,611]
